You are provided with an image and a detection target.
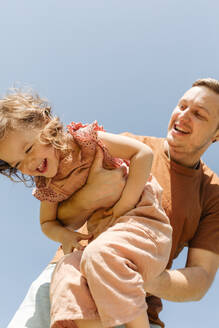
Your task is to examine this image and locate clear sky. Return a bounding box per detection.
[1,1,219,327]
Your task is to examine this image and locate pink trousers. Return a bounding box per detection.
[50,176,172,328]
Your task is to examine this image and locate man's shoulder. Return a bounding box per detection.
[201,161,219,183]
[200,161,219,202]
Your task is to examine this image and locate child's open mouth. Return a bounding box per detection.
[37,159,47,173]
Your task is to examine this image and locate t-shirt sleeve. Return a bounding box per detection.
[189,213,219,254]
[189,171,219,255]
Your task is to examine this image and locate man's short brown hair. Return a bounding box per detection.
[193,78,219,131]
[192,78,219,95]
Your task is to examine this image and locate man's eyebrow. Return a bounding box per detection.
[179,99,210,115]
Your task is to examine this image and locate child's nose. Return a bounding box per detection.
[23,157,37,174]
[28,159,37,172]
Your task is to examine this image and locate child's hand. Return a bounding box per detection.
[104,200,134,219]
[61,231,93,255]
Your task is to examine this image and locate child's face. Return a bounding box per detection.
[0,127,60,178]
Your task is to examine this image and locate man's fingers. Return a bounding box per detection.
[120,164,128,177]
[103,208,113,217]
[77,232,93,240]
[90,147,104,172]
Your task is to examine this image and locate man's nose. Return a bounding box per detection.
[178,107,191,122]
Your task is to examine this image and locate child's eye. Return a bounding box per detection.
[14,162,21,169]
[25,145,32,153]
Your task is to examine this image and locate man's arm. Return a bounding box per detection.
[144,247,219,302]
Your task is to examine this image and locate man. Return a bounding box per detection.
[7,78,219,328]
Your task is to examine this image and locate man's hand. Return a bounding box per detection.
[58,147,126,223]
[144,248,219,302]
[85,147,127,210]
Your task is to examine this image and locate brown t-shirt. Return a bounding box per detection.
[52,135,219,327]
[125,134,219,327]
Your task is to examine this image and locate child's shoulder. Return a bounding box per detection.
[120,132,163,149]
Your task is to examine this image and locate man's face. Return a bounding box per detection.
[167,86,219,164]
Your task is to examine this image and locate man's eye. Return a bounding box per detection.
[195,111,205,120]
[25,146,32,153]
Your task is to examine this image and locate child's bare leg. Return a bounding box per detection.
[125,311,150,328]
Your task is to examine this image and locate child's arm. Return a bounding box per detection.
[98,131,153,218]
[40,201,92,254]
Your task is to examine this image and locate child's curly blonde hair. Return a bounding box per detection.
[0,88,68,183]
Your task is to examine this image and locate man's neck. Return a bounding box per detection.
[164,140,200,169]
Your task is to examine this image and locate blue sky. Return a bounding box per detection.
[1,1,219,327]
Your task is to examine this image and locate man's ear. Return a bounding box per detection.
[212,129,219,143]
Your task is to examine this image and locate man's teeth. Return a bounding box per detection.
[175,125,188,133]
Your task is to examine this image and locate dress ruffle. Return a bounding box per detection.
[67,121,125,168]
[32,121,127,202]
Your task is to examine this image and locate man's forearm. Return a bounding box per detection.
[145,266,211,302]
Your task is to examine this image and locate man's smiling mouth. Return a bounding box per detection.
[173,124,190,134]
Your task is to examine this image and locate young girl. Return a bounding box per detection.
[0,90,172,328]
